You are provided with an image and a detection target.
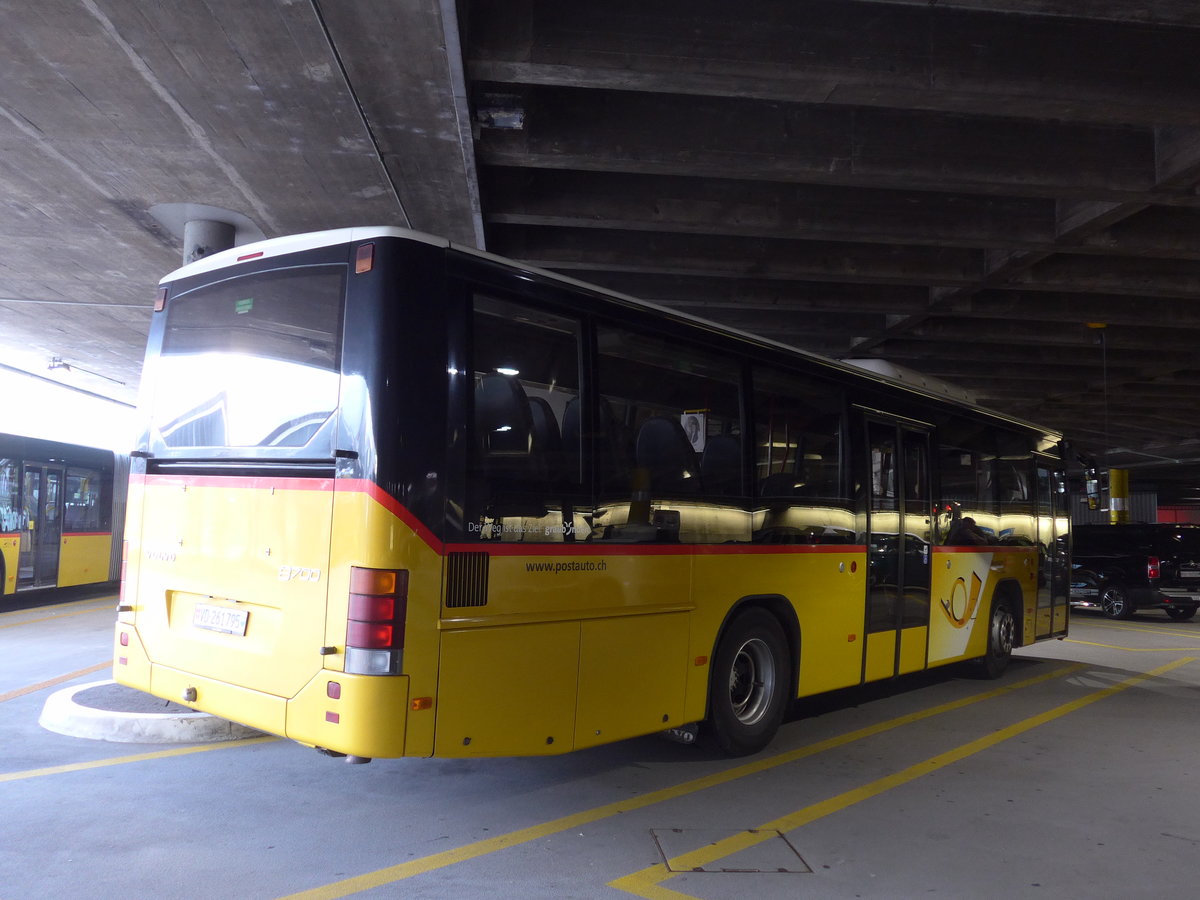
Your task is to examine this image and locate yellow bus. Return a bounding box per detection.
[2,433,124,602]
[114,227,1069,761]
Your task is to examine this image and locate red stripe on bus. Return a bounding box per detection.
[447,542,866,557]
[445,541,691,557]
[932,545,1034,554]
[338,479,444,552]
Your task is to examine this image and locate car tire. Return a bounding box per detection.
[1100,585,1135,620]
[1165,606,1198,621]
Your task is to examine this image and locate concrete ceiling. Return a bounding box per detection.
[5,0,1200,501]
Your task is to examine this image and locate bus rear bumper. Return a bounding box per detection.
[113,627,411,758]
[148,664,287,739]
[286,671,410,759]
[141,666,411,759]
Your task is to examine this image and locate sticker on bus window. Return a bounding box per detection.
[682,410,707,451]
[235,298,254,315]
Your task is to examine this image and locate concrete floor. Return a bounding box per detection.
[3,593,1199,899]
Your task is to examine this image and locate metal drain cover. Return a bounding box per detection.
[651,828,812,874]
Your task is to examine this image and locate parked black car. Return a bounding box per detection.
[1071,524,1200,620]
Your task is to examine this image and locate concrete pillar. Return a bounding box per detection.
[1108,468,1129,524]
[183,219,236,264]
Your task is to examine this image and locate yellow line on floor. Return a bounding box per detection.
[1066,639,1200,652]
[1080,619,1200,639]
[276,662,1084,900]
[0,735,280,783]
[0,661,110,704]
[0,593,118,615]
[608,656,1197,899]
[0,604,116,630]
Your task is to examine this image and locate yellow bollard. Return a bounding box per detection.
[1108,468,1129,524]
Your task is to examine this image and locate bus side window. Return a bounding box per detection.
[595,325,746,543]
[0,459,19,533]
[752,367,850,545]
[635,416,700,494]
[64,467,103,532]
[469,295,584,541]
[936,420,999,545]
[996,443,1035,547]
[475,374,545,498]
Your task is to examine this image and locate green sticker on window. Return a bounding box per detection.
[235,298,254,315]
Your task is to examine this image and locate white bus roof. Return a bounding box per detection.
[160,226,450,283]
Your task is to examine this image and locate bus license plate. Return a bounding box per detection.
[193,603,249,636]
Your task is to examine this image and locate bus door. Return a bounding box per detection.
[864,418,932,681]
[19,462,63,589]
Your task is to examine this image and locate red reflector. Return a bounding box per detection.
[154,287,168,312]
[327,681,341,700]
[355,242,375,274]
[347,621,395,648]
[349,593,396,622]
[325,711,340,724]
[237,250,264,262]
[120,632,129,647]
[118,657,128,666]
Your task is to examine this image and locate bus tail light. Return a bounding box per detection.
[355,242,375,274]
[1148,556,1161,580]
[344,567,408,675]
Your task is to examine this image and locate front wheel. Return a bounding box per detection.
[706,607,790,756]
[976,600,1015,679]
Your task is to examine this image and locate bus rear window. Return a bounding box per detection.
[150,266,344,454]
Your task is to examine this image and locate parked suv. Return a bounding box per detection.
[1071,524,1200,620]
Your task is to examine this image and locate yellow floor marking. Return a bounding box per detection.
[0,592,117,610]
[1080,619,1200,639]
[0,604,116,630]
[1066,639,1200,652]
[0,661,111,704]
[0,735,280,783]
[0,593,117,616]
[277,662,1083,900]
[609,656,1196,899]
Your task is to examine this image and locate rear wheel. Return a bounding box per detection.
[706,608,789,756]
[1165,606,1197,621]
[1100,585,1135,620]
